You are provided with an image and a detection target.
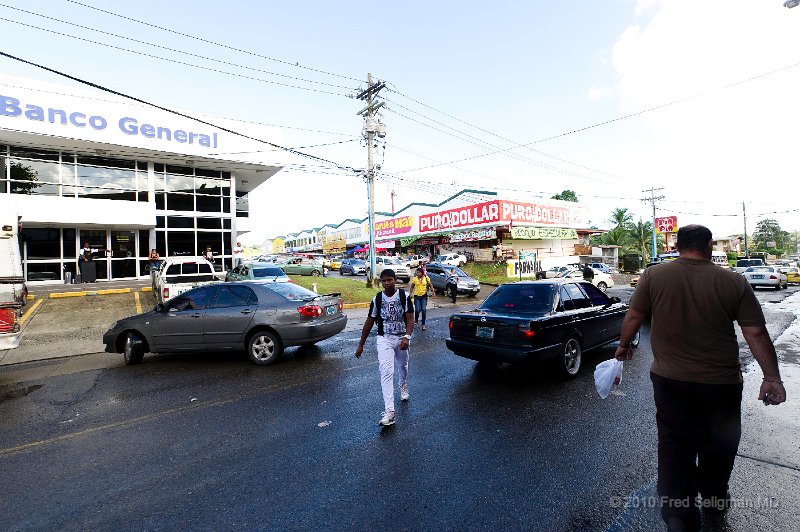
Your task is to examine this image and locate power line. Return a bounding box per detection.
[64,0,361,82]
[0,51,358,173]
[0,16,351,97]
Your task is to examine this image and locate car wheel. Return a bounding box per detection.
[247,330,282,365]
[459,261,465,267]
[468,291,477,297]
[122,331,145,365]
[557,336,582,378]
[311,270,320,277]
[536,272,546,280]
[597,281,608,292]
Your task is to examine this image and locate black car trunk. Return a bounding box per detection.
[450,313,538,347]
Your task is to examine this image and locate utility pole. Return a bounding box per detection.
[742,202,749,257]
[642,187,665,261]
[356,73,386,287]
[390,189,396,213]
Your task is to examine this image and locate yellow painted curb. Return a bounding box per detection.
[19,298,44,327]
[342,302,371,309]
[27,294,36,301]
[140,287,152,292]
[50,291,88,298]
[97,288,132,295]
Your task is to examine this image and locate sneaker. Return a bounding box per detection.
[422,324,427,330]
[379,411,396,426]
[400,385,410,401]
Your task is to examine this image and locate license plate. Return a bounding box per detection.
[476,326,494,339]
[752,275,764,279]
[326,305,336,315]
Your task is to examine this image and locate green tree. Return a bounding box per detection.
[599,226,629,247]
[753,219,789,252]
[629,219,655,262]
[551,189,578,202]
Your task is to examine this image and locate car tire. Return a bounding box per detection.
[557,336,582,379]
[597,281,608,292]
[536,272,546,280]
[468,291,477,297]
[311,270,321,277]
[122,331,145,365]
[247,330,282,365]
[459,261,465,267]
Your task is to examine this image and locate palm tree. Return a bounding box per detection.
[600,226,630,247]
[608,208,634,230]
[629,219,654,262]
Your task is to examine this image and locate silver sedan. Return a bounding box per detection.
[103,282,347,366]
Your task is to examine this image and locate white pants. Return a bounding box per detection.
[376,334,410,414]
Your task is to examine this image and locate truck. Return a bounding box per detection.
[153,256,219,304]
[732,257,765,274]
[0,218,26,349]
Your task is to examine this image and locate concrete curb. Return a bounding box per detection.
[342,302,371,309]
[44,287,152,299]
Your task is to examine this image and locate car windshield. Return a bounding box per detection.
[352,259,366,265]
[738,260,762,267]
[252,267,285,278]
[265,282,318,301]
[480,284,554,314]
[382,257,401,265]
[443,266,468,277]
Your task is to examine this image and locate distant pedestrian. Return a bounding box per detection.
[203,246,214,263]
[148,249,160,288]
[615,224,786,531]
[446,268,458,303]
[355,269,415,426]
[492,243,498,260]
[233,241,244,267]
[410,267,433,330]
[582,264,594,283]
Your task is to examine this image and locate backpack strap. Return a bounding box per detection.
[375,290,384,336]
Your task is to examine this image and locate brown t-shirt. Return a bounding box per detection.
[629,257,765,384]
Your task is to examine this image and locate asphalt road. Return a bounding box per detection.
[0,286,797,531]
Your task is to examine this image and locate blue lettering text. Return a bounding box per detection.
[0,96,21,116]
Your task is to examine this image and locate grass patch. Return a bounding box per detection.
[461,262,520,284]
[289,275,378,304]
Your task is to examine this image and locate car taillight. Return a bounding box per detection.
[0,308,16,333]
[770,275,778,280]
[298,305,323,317]
[522,329,535,338]
[163,287,169,300]
[338,299,343,312]
[449,320,453,330]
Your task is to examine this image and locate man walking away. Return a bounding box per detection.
[582,264,594,284]
[355,269,415,426]
[446,268,458,303]
[614,224,786,532]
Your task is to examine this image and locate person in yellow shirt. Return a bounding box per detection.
[409,268,433,330]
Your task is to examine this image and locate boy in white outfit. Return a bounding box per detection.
[355,268,415,426]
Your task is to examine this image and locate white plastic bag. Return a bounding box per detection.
[594,359,624,399]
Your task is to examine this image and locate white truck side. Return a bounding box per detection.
[0,219,26,349]
[154,256,219,304]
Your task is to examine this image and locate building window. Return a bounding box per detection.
[236,191,249,218]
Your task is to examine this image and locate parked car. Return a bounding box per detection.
[104,282,347,366]
[404,254,428,269]
[340,258,367,276]
[425,262,481,297]
[732,258,765,274]
[556,268,615,292]
[277,257,326,277]
[586,262,615,274]
[225,261,291,283]
[153,256,219,304]
[535,265,574,280]
[742,266,788,290]
[446,279,638,378]
[329,257,344,271]
[0,218,25,350]
[436,253,468,267]
[365,256,411,283]
[779,266,800,284]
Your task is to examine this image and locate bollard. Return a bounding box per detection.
[312,282,318,293]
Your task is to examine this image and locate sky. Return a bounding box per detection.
[1,0,799,246]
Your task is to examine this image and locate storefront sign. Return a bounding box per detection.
[322,238,346,254]
[506,258,537,278]
[419,201,500,232]
[449,227,497,243]
[655,216,678,234]
[500,200,584,226]
[374,216,414,239]
[418,199,587,233]
[510,226,578,240]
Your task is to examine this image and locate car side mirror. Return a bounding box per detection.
[154,303,164,312]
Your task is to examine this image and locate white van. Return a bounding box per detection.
[154,256,219,304]
[711,251,728,267]
[0,219,26,349]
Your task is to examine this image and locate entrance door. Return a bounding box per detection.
[110,230,137,279]
[78,229,108,281]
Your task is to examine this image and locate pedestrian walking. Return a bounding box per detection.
[446,267,458,303]
[354,269,415,426]
[148,248,160,289]
[582,264,594,283]
[233,241,244,267]
[615,224,786,532]
[410,267,433,330]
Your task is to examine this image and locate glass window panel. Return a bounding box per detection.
[0,153,6,193]
[111,259,137,279]
[154,172,166,191]
[63,228,76,258]
[165,164,193,176]
[64,261,76,282]
[94,259,108,281]
[10,158,60,184]
[167,216,194,229]
[223,218,231,229]
[156,216,165,228]
[195,167,220,178]
[139,259,150,276]
[136,161,149,172]
[26,262,62,282]
[165,173,194,193]
[197,218,222,229]
[11,180,60,195]
[153,163,165,173]
[196,195,221,212]
[75,187,136,201]
[166,231,195,256]
[198,232,222,255]
[136,170,147,192]
[138,230,150,258]
[77,165,136,189]
[75,156,135,169]
[156,231,166,257]
[79,230,108,258]
[10,147,59,161]
[195,177,222,195]
[111,231,136,258]
[61,163,76,185]
[167,193,194,211]
[222,196,230,213]
[137,191,148,202]
[155,192,165,210]
[24,228,61,259]
[223,235,232,255]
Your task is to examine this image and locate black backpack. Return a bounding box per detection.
[373,288,408,336]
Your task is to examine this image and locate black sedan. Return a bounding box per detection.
[103,282,347,366]
[446,279,637,378]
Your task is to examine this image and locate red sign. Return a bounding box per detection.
[419,201,500,232]
[655,216,678,234]
[374,216,414,238]
[499,200,573,226]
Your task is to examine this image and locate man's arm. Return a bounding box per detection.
[400,302,415,350]
[614,307,648,361]
[741,325,787,405]
[355,316,375,358]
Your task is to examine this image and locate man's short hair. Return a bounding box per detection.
[676,224,712,252]
[380,268,396,279]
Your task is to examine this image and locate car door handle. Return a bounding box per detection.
[240,309,254,314]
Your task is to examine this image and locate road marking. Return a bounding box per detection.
[134,292,142,314]
[18,298,44,328]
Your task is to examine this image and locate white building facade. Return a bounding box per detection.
[0,75,281,284]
